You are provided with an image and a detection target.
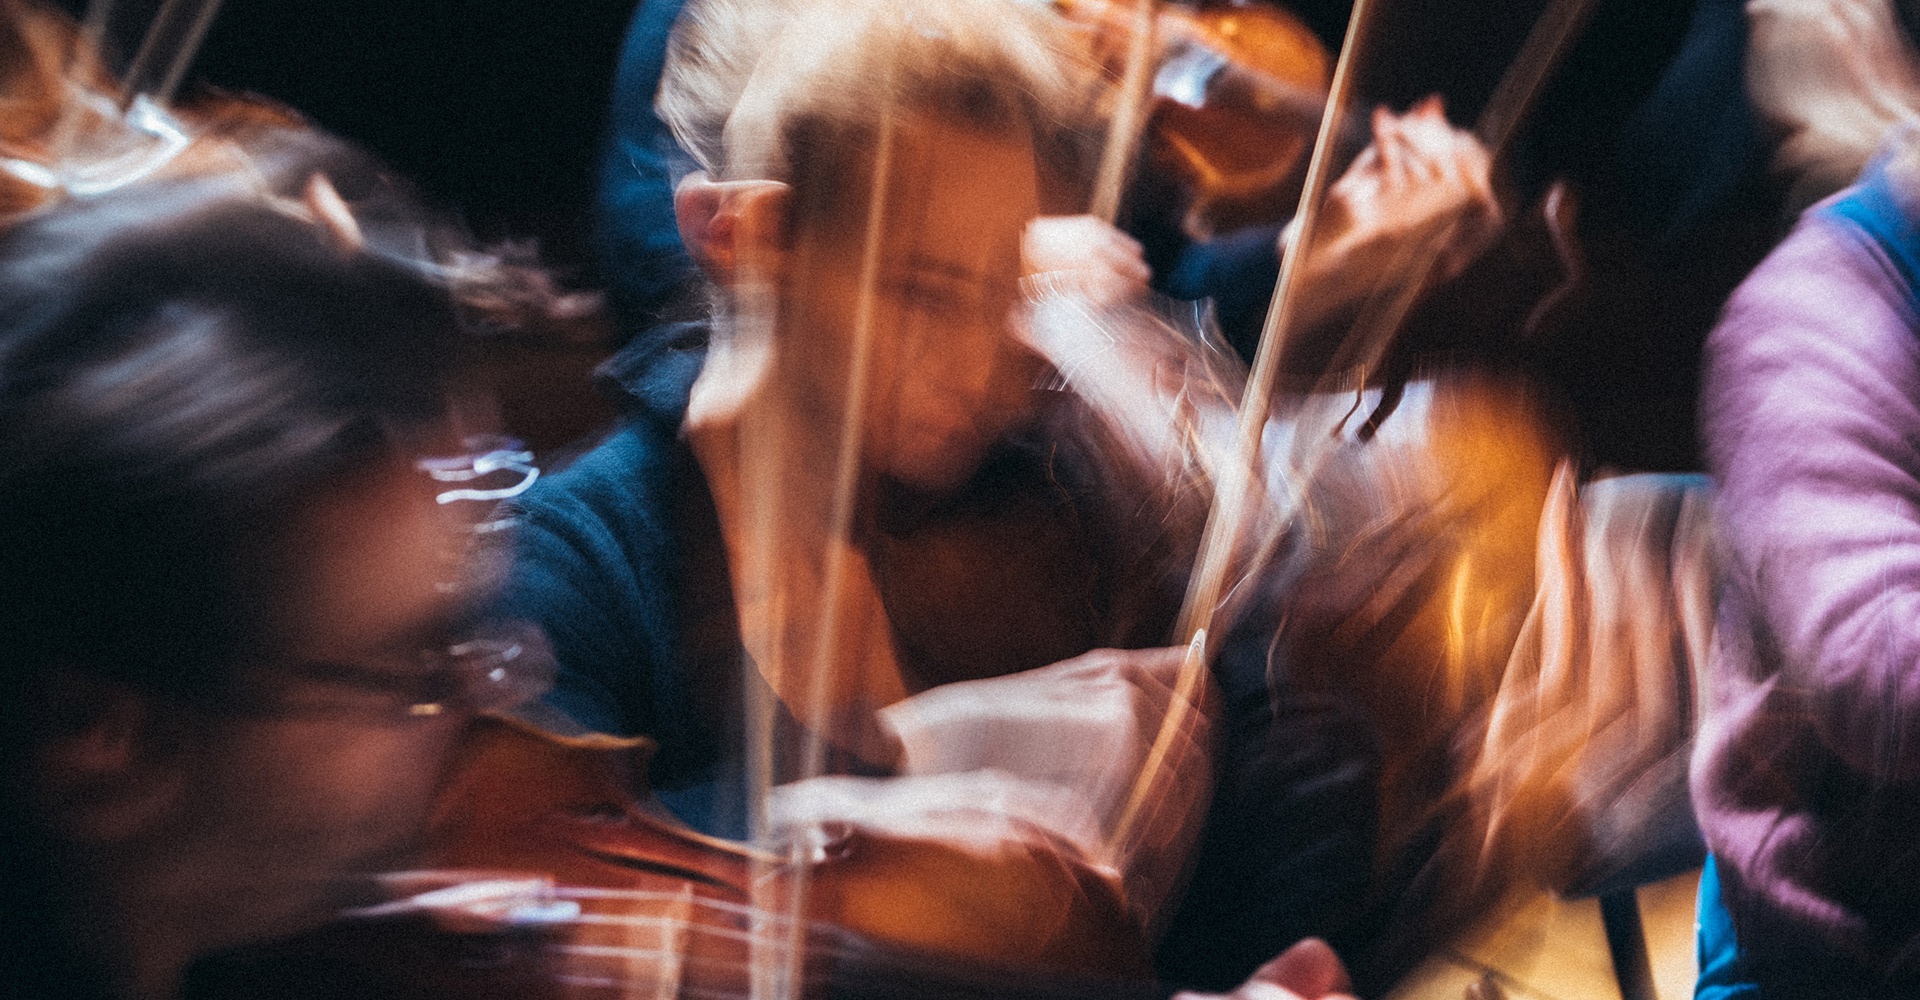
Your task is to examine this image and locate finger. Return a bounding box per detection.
[1375,119,1409,188]
[1429,130,1469,188]
[1096,235,1151,280]
[1343,142,1381,181]
[1394,111,1456,176]
[1385,109,1444,177]
[1172,985,1310,1000]
[1247,938,1354,998]
[1410,121,1481,198]
[1404,126,1446,185]
[1448,133,1499,216]
[1120,644,1192,701]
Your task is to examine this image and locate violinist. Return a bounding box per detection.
[510,0,1536,983]
[500,0,1337,987]
[0,134,554,999]
[505,0,1216,886]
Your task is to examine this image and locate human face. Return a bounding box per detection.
[778,117,1047,493]
[134,456,518,957]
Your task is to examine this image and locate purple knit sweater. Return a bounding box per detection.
[1694,135,1920,986]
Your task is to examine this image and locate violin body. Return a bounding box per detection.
[1148,0,1333,236]
[193,716,1161,999]
[429,716,1153,973]
[1058,0,1335,237]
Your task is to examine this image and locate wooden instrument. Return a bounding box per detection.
[190,715,1167,1000]
[1060,0,1336,236]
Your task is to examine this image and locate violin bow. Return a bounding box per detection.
[771,86,903,1000]
[1316,0,1603,429]
[1087,0,1158,224]
[1102,0,1380,865]
[1060,0,1221,871]
[730,34,905,1000]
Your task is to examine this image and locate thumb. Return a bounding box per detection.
[1246,938,1354,998]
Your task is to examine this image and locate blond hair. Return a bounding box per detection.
[659,0,1103,222]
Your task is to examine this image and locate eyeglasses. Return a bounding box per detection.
[223,617,556,722]
[416,435,540,508]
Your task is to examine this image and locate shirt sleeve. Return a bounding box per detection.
[1703,212,1920,781]
[499,425,685,742]
[1160,223,1285,361]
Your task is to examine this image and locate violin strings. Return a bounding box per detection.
[117,0,224,108]
[42,0,114,168]
[553,974,825,1000]
[552,944,775,973]
[560,914,776,943]
[557,886,783,914]
[522,888,870,959]
[73,0,112,60]
[546,935,856,976]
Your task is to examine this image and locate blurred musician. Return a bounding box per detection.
[505,0,1219,923]
[590,0,1502,357]
[0,125,554,998]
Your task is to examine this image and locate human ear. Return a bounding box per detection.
[27,669,187,842]
[673,172,791,285]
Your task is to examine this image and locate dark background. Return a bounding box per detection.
[59,0,1771,471]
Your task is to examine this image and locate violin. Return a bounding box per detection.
[1056,0,1336,237]
[189,715,1172,1000]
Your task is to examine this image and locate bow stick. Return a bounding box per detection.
[730,39,905,1000]
[1321,0,1603,432]
[1086,0,1157,223]
[1106,0,1607,863]
[1103,0,1381,864]
[765,90,902,1000]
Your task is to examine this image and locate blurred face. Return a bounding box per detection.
[778,116,1047,493]
[138,454,533,956]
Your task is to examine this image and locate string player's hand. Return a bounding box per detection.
[1173,938,1360,1000]
[1022,214,1152,308]
[1287,96,1502,328]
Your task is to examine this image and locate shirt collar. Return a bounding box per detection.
[594,319,711,428]
[1822,122,1920,296]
